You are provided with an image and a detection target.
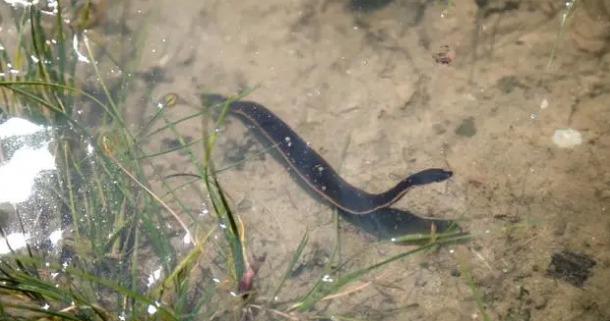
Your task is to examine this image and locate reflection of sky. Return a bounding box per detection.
[0,117,57,254]
[2,0,40,8]
[0,118,56,204]
[0,117,163,285]
[0,232,30,255]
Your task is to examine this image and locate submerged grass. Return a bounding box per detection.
[0,1,564,321]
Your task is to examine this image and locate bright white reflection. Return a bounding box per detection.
[2,0,40,7]
[183,232,192,245]
[147,267,162,287]
[0,232,30,254]
[0,117,56,204]
[0,117,45,138]
[72,34,91,63]
[0,144,56,203]
[49,229,63,246]
[147,304,158,315]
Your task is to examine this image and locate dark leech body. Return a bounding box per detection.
[204,94,458,240]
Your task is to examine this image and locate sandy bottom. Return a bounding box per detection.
[120,0,610,320]
[6,0,610,320]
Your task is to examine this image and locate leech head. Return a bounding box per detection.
[406,168,453,186]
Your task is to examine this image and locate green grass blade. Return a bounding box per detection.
[290,210,341,311]
[270,230,310,303]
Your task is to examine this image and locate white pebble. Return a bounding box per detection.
[552,128,582,148]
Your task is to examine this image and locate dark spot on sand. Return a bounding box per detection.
[455,117,477,137]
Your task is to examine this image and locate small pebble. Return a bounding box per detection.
[552,128,582,148]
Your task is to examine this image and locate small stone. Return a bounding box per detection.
[552,128,582,148]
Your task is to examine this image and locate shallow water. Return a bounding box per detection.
[1,0,610,320]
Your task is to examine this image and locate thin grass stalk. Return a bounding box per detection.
[270,230,309,304]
